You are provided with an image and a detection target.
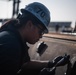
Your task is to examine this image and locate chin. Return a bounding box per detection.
[27,39,38,44]
[28,41,36,44]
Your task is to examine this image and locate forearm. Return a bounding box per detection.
[22,60,48,70]
[22,60,53,69]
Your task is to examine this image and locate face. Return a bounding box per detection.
[26,22,45,44]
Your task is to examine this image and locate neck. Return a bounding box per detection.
[18,27,29,43]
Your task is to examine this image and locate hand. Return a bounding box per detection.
[54,54,70,66]
[39,67,56,75]
[48,54,70,68]
[53,56,63,65]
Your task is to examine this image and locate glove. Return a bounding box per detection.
[48,54,70,68]
[56,54,70,66]
[39,67,56,75]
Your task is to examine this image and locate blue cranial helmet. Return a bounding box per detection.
[21,2,51,33]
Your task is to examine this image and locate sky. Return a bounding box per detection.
[0,0,76,26]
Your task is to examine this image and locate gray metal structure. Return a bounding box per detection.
[0,0,21,22]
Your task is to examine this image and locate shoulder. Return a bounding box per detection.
[0,30,20,47]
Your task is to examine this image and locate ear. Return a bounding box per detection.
[26,20,34,29]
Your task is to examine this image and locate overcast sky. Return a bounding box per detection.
[0,0,76,23]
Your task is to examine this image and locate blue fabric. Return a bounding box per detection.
[0,25,30,75]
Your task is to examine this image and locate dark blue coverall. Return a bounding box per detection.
[0,25,30,75]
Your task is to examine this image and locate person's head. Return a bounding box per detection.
[1,2,51,44]
[17,2,51,44]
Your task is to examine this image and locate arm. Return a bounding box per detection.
[18,60,54,75]
[21,54,70,70]
[21,60,51,70]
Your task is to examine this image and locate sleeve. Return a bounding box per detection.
[0,38,21,75]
